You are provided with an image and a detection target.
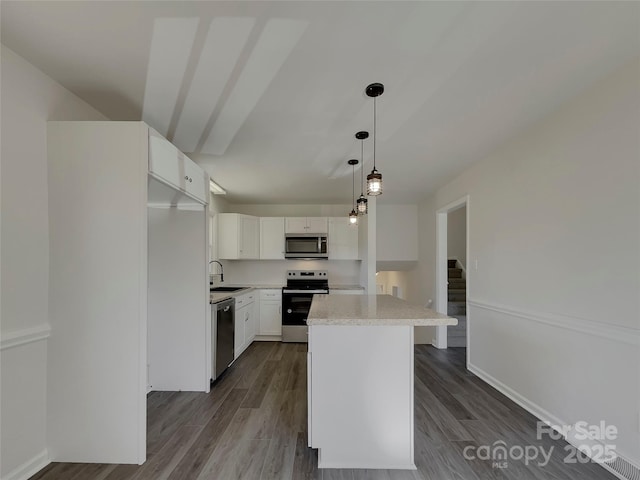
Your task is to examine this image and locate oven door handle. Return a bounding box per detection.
[282,289,329,294]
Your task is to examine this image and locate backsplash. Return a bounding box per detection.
[215,260,361,286]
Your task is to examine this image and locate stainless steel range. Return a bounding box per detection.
[282,270,329,342]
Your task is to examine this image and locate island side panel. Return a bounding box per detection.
[309,325,415,469]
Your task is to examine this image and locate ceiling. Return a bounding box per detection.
[2,1,638,204]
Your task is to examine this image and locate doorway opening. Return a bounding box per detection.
[435,196,470,367]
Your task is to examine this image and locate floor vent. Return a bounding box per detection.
[603,455,640,480]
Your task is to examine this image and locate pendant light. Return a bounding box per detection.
[355,131,369,215]
[366,82,384,196]
[348,159,359,225]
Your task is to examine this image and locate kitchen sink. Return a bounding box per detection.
[210,286,245,292]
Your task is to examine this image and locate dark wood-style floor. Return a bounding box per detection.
[31,342,614,480]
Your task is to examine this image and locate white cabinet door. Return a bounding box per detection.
[149,129,208,204]
[218,214,259,260]
[330,289,363,295]
[260,217,285,259]
[259,289,282,336]
[240,216,259,259]
[148,131,181,190]
[306,217,328,234]
[285,217,328,234]
[218,214,240,259]
[245,300,257,345]
[285,217,308,234]
[234,304,246,359]
[259,302,282,336]
[182,153,208,204]
[328,217,359,260]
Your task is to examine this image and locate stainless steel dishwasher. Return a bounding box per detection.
[212,298,235,381]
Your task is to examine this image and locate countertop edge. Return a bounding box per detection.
[307,318,457,326]
[307,294,457,326]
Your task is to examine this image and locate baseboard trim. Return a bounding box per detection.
[468,299,638,345]
[253,335,282,342]
[468,363,639,480]
[1,449,50,480]
[468,363,563,426]
[0,324,51,351]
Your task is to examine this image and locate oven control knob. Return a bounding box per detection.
[287,309,292,314]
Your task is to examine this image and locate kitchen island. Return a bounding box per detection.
[306,294,457,470]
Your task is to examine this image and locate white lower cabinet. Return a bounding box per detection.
[234,291,256,359]
[309,324,416,469]
[258,289,282,336]
[234,305,246,358]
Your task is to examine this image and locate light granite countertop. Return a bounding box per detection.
[209,284,284,304]
[210,287,253,304]
[307,294,457,326]
[329,284,365,290]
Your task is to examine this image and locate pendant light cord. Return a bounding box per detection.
[360,140,365,195]
[373,96,377,171]
[352,162,356,208]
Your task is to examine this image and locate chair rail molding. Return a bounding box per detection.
[0,324,52,350]
[468,299,639,345]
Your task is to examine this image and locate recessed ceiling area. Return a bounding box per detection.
[2,1,638,204]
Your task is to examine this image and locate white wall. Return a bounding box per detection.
[376,271,412,299]
[377,204,418,263]
[407,195,438,344]
[231,204,351,217]
[422,58,640,466]
[0,46,107,478]
[447,206,466,269]
[148,206,208,392]
[208,193,228,266]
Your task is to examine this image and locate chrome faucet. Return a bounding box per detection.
[209,260,224,283]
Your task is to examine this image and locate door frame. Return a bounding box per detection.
[434,195,470,361]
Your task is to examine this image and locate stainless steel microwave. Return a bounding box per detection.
[285,234,328,259]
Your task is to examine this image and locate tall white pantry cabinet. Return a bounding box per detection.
[47,122,210,465]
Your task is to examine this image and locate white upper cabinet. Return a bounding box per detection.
[148,128,208,204]
[285,217,328,234]
[260,217,285,259]
[328,217,359,260]
[285,217,309,233]
[240,215,259,259]
[218,213,259,260]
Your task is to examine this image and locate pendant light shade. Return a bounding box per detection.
[356,197,368,214]
[348,159,359,225]
[366,83,384,196]
[366,169,382,195]
[355,131,369,215]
